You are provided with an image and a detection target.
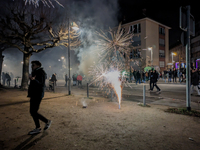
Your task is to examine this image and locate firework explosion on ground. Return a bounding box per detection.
[89,24,134,109]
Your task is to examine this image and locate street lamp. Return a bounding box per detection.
[68,19,79,95]
[148,47,153,67]
[172,52,176,68]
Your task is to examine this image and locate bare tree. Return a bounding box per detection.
[0,1,80,89]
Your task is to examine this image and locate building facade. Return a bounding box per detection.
[169,41,186,70]
[119,17,171,71]
[191,35,200,69]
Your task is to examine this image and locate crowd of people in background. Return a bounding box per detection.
[1,72,13,86]
[1,67,200,95]
[130,67,200,94]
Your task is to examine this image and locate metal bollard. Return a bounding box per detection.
[87,83,89,97]
[143,85,146,106]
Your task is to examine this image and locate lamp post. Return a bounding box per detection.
[67,20,79,95]
[68,18,71,95]
[172,52,176,68]
[148,47,153,67]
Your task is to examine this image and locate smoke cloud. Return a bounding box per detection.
[2,0,119,82]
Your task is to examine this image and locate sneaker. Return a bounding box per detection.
[44,120,52,131]
[28,128,41,135]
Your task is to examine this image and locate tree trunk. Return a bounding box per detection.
[0,50,4,86]
[21,53,31,90]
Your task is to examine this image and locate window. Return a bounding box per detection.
[159,38,165,46]
[159,61,165,67]
[132,35,141,46]
[130,48,141,58]
[129,23,141,33]
[159,27,165,35]
[159,50,165,57]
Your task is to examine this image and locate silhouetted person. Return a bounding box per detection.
[27,61,52,135]
[2,72,5,85]
[5,73,11,86]
[191,68,200,95]
[151,70,161,93]
[77,74,83,88]
[72,74,77,86]
[149,69,153,90]
[168,69,172,82]
[136,71,141,85]
[173,68,177,83]
[65,74,68,87]
[51,73,57,86]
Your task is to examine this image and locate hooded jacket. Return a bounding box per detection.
[28,67,47,99]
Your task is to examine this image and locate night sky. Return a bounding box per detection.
[118,0,198,46]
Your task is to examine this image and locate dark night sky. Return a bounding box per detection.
[117,0,199,46]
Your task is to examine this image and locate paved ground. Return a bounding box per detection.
[0,87,200,150]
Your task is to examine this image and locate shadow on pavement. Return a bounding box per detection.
[0,95,67,108]
[13,132,48,150]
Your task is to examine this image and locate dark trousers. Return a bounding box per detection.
[30,97,48,128]
[150,81,153,90]
[173,76,177,82]
[152,82,160,91]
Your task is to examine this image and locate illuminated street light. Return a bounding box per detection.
[172,52,176,68]
[61,56,65,60]
[3,64,6,67]
[21,61,24,64]
[58,59,61,61]
[148,47,153,67]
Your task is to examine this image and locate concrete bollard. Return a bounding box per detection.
[143,84,146,106]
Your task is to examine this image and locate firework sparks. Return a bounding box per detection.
[17,0,64,8]
[94,23,134,67]
[89,61,131,109]
[87,23,136,109]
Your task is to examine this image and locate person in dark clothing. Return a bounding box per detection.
[51,73,57,86]
[133,70,137,84]
[27,61,52,135]
[2,72,6,86]
[191,68,200,95]
[168,69,172,82]
[5,73,11,86]
[172,68,177,83]
[72,74,76,86]
[164,70,167,83]
[149,69,153,90]
[151,70,161,92]
[65,74,68,87]
[136,71,141,85]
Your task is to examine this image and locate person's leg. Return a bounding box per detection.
[155,83,161,91]
[30,98,41,129]
[151,82,155,91]
[139,78,141,84]
[150,81,152,90]
[30,98,48,129]
[194,86,200,95]
[190,85,194,94]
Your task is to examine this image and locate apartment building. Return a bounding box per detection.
[191,21,200,69]
[119,17,171,71]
